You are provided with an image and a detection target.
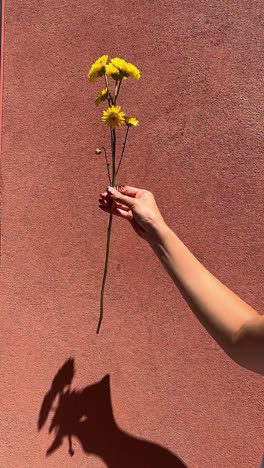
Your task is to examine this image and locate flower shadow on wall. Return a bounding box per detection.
[38,358,187,467]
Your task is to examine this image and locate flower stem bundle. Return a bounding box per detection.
[87,55,140,334]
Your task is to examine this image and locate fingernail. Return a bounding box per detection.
[106,186,114,195]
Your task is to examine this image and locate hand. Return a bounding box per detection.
[98,185,167,243]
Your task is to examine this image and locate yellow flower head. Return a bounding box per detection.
[106,57,140,80]
[125,62,141,80]
[125,116,139,127]
[105,62,125,81]
[102,105,126,128]
[95,87,109,106]
[88,55,108,83]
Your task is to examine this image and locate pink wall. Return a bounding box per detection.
[1,1,263,467]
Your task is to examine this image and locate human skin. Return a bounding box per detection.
[99,185,264,375]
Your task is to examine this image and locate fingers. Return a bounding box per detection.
[99,197,130,212]
[114,185,143,197]
[105,186,138,209]
[99,204,132,221]
[100,185,143,200]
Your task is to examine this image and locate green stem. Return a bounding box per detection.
[97,129,116,334]
[99,146,111,185]
[104,74,113,106]
[114,80,118,104]
[114,80,122,104]
[115,125,129,176]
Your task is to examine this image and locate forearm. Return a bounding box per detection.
[149,223,260,354]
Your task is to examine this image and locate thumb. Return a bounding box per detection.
[106,186,136,209]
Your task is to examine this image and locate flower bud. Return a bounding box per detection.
[95,148,102,155]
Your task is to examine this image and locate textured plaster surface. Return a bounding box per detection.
[0,1,263,467]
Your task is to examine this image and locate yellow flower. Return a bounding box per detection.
[105,62,125,81]
[111,58,128,73]
[102,105,126,128]
[106,57,140,80]
[125,62,141,80]
[125,116,139,127]
[95,87,109,106]
[88,55,108,82]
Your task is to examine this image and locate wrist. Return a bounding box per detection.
[148,221,172,247]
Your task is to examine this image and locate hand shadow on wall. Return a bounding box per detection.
[38,358,187,467]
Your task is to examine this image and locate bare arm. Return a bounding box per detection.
[149,223,264,375]
[99,185,264,375]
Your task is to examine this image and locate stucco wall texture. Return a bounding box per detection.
[0,1,263,467]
